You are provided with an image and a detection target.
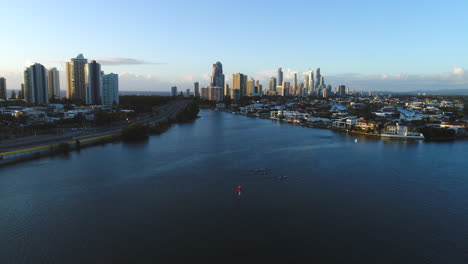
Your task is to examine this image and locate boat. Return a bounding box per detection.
[380,133,424,139]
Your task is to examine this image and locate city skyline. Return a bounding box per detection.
[1,0,468,92]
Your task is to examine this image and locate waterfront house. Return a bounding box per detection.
[383,122,422,137]
[355,119,378,131]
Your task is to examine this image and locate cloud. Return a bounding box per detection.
[327,67,468,91]
[96,57,166,66]
[453,67,464,75]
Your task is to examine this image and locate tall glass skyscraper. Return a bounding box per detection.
[210,61,225,89]
[278,67,283,86]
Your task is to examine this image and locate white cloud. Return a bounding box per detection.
[453,67,464,75]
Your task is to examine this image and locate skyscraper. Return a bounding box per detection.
[224,83,230,99]
[0,77,6,100]
[171,86,178,96]
[232,73,246,98]
[47,68,60,100]
[66,54,88,102]
[20,83,24,99]
[101,73,119,105]
[315,68,321,88]
[24,63,48,104]
[194,82,200,97]
[186,88,190,97]
[210,62,225,89]
[207,87,223,101]
[85,61,101,105]
[278,82,290,97]
[247,77,255,96]
[308,69,314,96]
[304,75,309,96]
[269,77,277,92]
[201,87,208,99]
[278,67,283,86]
[338,85,346,97]
[242,75,248,97]
[292,72,297,95]
[255,80,262,95]
[322,88,329,98]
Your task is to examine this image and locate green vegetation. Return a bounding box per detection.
[420,126,456,141]
[121,122,149,141]
[94,110,131,126]
[120,96,170,113]
[174,102,200,122]
[148,120,171,134]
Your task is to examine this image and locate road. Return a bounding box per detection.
[0,100,191,153]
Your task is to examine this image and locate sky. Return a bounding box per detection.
[1,0,468,92]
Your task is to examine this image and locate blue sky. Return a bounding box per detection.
[1,0,468,92]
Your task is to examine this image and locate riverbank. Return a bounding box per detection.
[226,110,428,140]
[0,101,198,167]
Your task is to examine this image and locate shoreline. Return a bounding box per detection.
[0,101,197,168]
[226,110,429,140]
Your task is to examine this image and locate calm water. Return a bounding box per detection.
[0,110,467,263]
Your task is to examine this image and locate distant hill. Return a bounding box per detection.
[377,89,468,96]
[57,90,171,97]
[119,91,171,96]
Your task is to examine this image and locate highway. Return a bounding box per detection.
[0,100,191,154]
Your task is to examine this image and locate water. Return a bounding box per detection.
[0,110,467,263]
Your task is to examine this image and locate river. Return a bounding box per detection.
[0,110,467,263]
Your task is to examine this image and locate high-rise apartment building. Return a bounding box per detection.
[224,83,230,99]
[24,63,48,104]
[315,68,321,88]
[278,82,290,96]
[210,62,225,90]
[84,61,101,105]
[201,87,208,99]
[322,88,328,98]
[278,67,283,86]
[66,54,88,102]
[171,86,178,96]
[232,73,246,98]
[101,73,119,105]
[308,69,314,96]
[194,82,200,97]
[255,80,262,95]
[292,72,297,95]
[0,77,6,100]
[269,77,277,92]
[247,77,255,96]
[47,68,60,100]
[186,88,190,97]
[207,87,223,101]
[338,85,346,97]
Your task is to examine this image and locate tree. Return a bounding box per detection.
[121,122,148,141]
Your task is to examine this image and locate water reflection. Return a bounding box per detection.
[0,110,467,263]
